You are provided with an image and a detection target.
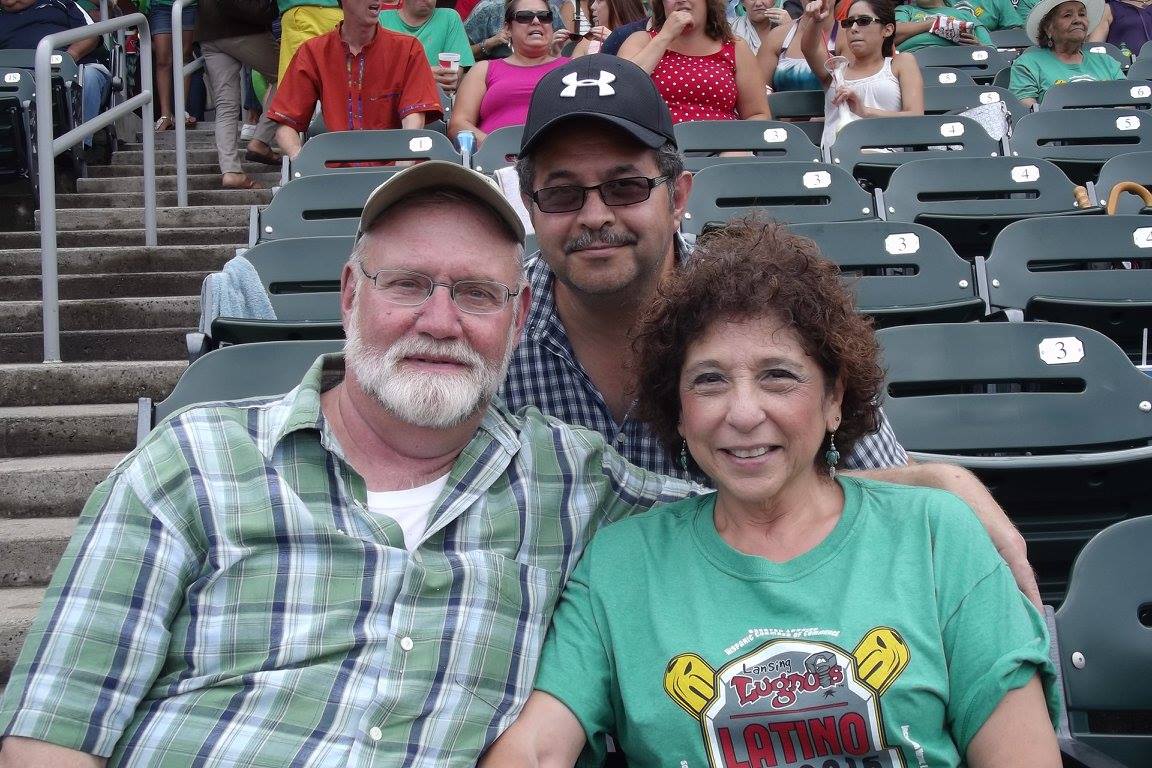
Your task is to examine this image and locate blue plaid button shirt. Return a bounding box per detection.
[500,247,909,482]
[0,355,693,767]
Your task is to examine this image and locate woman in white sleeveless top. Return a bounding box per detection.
[799,0,923,148]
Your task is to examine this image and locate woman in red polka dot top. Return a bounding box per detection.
[619,0,771,122]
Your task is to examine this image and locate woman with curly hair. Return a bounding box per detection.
[480,217,1060,768]
[618,0,770,121]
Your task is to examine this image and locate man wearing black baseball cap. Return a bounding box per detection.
[500,54,912,481]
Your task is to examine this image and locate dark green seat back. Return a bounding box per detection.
[288,129,460,180]
[910,46,1012,83]
[986,215,1152,360]
[989,27,1032,50]
[674,120,819,172]
[829,114,1000,188]
[788,221,983,326]
[471,124,523,173]
[1012,108,1152,184]
[1055,515,1152,767]
[922,85,1029,124]
[683,161,876,234]
[0,68,36,182]
[881,156,1092,257]
[921,66,977,86]
[1094,149,1152,213]
[151,340,345,428]
[257,170,395,241]
[1039,80,1152,110]
[766,89,824,144]
[878,321,1152,602]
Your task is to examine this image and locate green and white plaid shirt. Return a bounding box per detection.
[0,354,694,767]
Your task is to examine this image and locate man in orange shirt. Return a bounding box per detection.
[268,0,443,159]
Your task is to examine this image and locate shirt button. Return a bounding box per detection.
[369,726,383,741]
[399,636,414,651]
[615,433,626,443]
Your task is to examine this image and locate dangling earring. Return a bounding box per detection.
[680,440,689,471]
[825,432,840,478]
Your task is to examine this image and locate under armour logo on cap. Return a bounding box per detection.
[559,70,616,98]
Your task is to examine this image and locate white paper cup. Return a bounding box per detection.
[439,52,461,71]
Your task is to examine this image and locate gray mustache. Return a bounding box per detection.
[564,229,639,255]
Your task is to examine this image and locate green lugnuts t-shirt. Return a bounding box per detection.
[379,8,476,67]
[952,0,1023,31]
[895,3,994,50]
[1010,46,1125,102]
[535,477,1060,768]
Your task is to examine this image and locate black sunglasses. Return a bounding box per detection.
[530,175,671,213]
[510,9,554,23]
[840,14,880,27]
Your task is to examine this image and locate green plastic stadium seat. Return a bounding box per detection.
[288,129,460,180]
[877,321,1152,603]
[471,125,523,173]
[253,170,395,243]
[683,161,876,234]
[1011,108,1152,184]
[767,89,825,144]
[922,84,1029,124]
[674,120,819,172]
[789,221,984,326]
[1040,80,1152,111]
[910,46,1012,83]
[1093,150,1152,213]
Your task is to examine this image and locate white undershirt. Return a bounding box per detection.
[365,474,449,551]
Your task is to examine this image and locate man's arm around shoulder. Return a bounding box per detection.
[0,736,105,768]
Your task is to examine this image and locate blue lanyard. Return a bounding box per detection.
[346,51,366,130]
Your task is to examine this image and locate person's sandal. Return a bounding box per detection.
[184,112,198,128]
[154,115,175,131]
[222,176,265,190]
[244,147,282,166]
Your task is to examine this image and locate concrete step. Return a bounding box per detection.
[0,227,248,249]
[1,296,198,334]
[0,328,192,363]
[0,271,208,301]
[123,134,221,149]
[0,585,44,683]
[0,453,122,520]
[114,148,226,165]
[78,172,280,193]
[88,161,279,178]
[0,244,233,276]
[41,205,252,232]
[0,518,76,588]
[55,189,273,209]
[0,403,137,458]
[0,360,185,407]
[134,123,217,141]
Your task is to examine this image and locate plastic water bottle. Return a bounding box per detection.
[458,130,476,169]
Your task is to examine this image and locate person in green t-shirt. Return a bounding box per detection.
[478,218,1062,768]
[1010,0,1119,105]
[894,0,993,51]
[380,0,475,91]
[953,0,1024,31]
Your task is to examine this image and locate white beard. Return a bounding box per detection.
[344,294,517,429]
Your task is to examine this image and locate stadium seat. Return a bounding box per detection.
[1055,515,1152,768]
[920,66,977,86]
[909,46,1012,83]
[767,89,825,144]
[1084,42,1129,70]
[1093,150,1152,212]
[828,114,1000,188]
[985,215,1152,362]
[674,119,819,172]
[877,321,1152,604]
[137,339,345,443]
[287,129,461,180]
[0,68,38,191]
[1126,53,1152,82]
[251,170,395,244]
[989,26,1032,51]
[921,84,1029,124]
[471,124,523,173]
[881,156,1095,257]
[1038,79,1152,111]
[788,221,984,326]
[0,50,82,176]
[682,161,876,234]
[1011,108,1152,184]
[196,235,353,358]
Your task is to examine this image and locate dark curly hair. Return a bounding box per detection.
[633,216,884,473]
[651,0,733,42]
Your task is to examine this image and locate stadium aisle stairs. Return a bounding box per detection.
[0,122,277,695]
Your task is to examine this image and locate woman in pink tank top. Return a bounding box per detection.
[618,0,771,122]
[450,0,570,144]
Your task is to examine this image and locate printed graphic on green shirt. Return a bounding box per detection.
[664,628,911,768]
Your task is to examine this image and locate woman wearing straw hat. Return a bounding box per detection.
[1009,0,1123,106]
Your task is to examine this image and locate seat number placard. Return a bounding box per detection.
[1038,337,1084,364]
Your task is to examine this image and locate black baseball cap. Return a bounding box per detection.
[519,55,677,155]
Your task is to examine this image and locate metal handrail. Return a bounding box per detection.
[97,0,128,108]
[172,0,205,207]
[36,15,156,363]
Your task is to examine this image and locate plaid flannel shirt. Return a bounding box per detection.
[499,248,909,482]
[0,355,693,767]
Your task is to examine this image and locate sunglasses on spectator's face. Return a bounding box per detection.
[840,14,879,27]
[511,9,554,23]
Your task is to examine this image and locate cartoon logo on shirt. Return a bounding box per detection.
[665,627,910,768]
